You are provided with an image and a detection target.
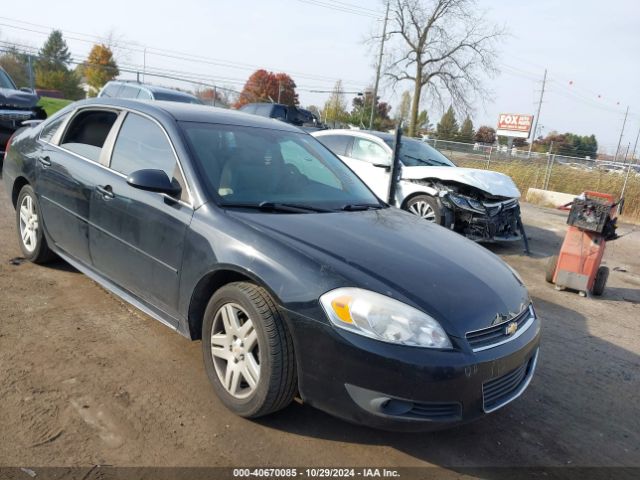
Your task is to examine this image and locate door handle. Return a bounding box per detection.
[38,156,52,167]
[96,185,115,199]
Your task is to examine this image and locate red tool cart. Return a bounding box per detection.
[545,191,619,297]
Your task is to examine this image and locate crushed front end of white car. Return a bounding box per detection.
[398,166,524,243]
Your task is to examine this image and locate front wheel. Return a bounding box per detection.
[15,185,56,264]
[404,195,442,224]
[202,282,297,418]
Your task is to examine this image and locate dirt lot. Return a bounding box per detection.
[1,179,639,475]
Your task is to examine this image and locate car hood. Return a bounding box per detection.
[0,88,39,109]
[229,208,530,337]
[401,166,521,198]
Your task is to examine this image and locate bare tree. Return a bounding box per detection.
[384,0,504,136]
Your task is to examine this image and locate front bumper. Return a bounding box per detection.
[286,309,541,431]
[441,197,523,242]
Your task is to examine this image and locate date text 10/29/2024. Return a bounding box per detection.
[233,468,401,478]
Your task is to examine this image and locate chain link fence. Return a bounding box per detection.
[425,139,640,223]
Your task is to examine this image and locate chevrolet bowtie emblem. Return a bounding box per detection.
[505,322,518,336]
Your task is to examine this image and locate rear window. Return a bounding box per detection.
[100,83,121,98]
[60,110,118,162]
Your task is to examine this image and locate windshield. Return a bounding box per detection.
[384,138,456,167]
[180,122,382,210]
[153,91,203,104]
[0,69,17,90]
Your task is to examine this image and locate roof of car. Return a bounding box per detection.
[75,98,305,132]
[314,129,425,144]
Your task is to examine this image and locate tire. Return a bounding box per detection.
[545,255,558,283]
[404,195,442,224]
[15,185,56,264]
[592,266,609,296]
[201,282,297,418]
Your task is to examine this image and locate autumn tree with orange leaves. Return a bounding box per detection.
[235,69,298,107]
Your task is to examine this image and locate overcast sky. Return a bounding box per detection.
[1,0,639,155]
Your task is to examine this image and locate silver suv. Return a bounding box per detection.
[98,81,203,104]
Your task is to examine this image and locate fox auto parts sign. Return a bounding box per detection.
[496,113,534,138]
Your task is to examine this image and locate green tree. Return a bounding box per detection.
[37,30,71,69]
[0,47,31,88]
[458,116,474,143]
[349,90,394,131]
[323,80,349,127]
[83,44,119,97]
[416,110,431,133]
[397,90,412,126]
[35,30,83,99]
[436,106,459,141]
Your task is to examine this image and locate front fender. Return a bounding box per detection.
[396,180,439,208]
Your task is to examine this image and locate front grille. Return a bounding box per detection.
[0,109,34,121]
[466,305,533,351]
[483,352,537,412]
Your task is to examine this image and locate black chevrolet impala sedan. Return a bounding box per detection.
[2,99,540,430]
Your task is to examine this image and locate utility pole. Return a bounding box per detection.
[143,47,147,82]
[631,125,640,163]
[614,105,629,162]
[27,54,35,91]
[368,1,390,131]
[277,81,282,104]
[528,68,547,157]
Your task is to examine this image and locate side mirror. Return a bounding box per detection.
[127,169,182,197]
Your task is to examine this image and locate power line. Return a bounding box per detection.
[292,0,382,18]
[0,17,371,87]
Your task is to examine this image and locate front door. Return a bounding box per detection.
[343,136,392,201]
[88,112,193,320]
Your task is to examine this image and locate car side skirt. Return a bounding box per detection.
[51,245,187,337]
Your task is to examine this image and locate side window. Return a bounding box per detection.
[39,113,69,143]
[137,89,153,100]
[280,140,341,189]
[110,113,185,196]
[255,104,272,116]
[60,110,118,162]
[316,135,351,156]
[271,105,287,121]
[351,138,390,165]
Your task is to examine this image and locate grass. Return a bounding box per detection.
[37,97,73,116]
[441,150,640,223]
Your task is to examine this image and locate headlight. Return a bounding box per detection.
[448,193,484,213]
[320,288,453,349]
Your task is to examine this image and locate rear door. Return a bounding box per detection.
[37,108,119,264]
[88,111,193,320]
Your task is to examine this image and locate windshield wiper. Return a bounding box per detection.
[403,154,451,167]
[220,201,332,213]
[341,203,385,211]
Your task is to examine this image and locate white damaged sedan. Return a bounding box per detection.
[313,129,524,243]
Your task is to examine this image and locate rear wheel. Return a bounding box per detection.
[202,282,297,418]
[545,255,558,283]
[404,195,441,224]
[15,185,56,264]
[592,266,609,296]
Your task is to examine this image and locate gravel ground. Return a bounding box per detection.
[0,180,639,475]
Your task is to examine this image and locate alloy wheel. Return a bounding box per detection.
[19,194,39,253]
[409,200,436,222]
[210,303,261,399]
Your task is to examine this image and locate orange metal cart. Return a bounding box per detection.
[545,191,618,297]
